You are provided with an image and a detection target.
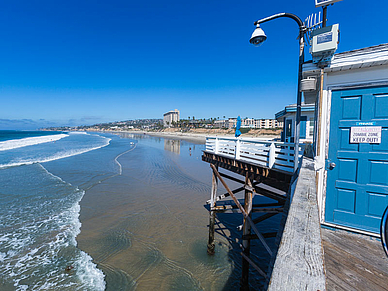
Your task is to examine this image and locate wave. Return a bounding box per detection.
[0,164,106,290]
[69,131,88,135]
[0,134,69,152]
[0,136,112,169]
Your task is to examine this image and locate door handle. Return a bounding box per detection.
[325,159,336,170]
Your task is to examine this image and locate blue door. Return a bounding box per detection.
[326,86,388,233]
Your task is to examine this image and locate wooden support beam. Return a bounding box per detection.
[253,186,287,203]
[210,164,273,256]
[243,232,278,240]
[219,171,245,185]
[206,181,262,205]
[237,213,279,231]
[252,213,278,224]
[251,207,284,213]
[206,186,245,204]
[241,252,267,279]
[252,202,284,207]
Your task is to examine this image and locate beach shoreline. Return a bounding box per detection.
[90,129,281,145]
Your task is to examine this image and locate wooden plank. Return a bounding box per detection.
[267,158,326,291]
[322,228,388,291]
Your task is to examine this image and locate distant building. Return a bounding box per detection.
[254,119,283,129]
[213,117,282,129]
[213,119,228,128]
[163,109,180,127]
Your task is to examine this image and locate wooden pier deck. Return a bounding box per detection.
[322,227,388,291]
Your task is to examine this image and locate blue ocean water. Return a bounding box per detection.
[0,131,135,290]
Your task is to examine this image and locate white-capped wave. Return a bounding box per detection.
[0,134,69,152]
[69,131,88,135]
[0,165,106,290]
[0,137,111,169]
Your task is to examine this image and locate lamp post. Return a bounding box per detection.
[250,13,307,172]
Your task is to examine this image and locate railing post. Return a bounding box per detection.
[268,142,275,168]
[215,137,219,154]
[293,143,299,171]
[235,138,241,160]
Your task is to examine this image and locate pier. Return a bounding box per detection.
[202,137,326,289]
[202,136,388,290]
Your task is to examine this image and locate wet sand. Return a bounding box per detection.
[77,135,243,290]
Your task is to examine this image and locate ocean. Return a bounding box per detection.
[0,130,280,290]
[0,130,132,290]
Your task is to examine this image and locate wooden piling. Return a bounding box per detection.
[241,174,253,290]
[207,165,218,255]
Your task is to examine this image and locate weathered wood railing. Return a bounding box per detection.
[205,137,304,173]
[267,158,326,290]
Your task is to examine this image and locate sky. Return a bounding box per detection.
[0,0,387,130]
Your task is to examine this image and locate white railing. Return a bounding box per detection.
[205,137,305,173]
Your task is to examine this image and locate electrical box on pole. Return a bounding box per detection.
[310,23,339,64]
[315,0,343,7]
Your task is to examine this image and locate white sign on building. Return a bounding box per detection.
[350,126,382,144]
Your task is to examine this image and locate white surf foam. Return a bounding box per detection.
[0,134,69,151]
[0,136,112,169]
[69,131,88,135]
[0,166,106,290]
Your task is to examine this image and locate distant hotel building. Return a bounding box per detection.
[163,109,180,127]
[214,118,282,129]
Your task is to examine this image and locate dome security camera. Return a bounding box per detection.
[249,24,267,46]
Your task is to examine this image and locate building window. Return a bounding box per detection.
[285,119,292,138]
[309,117,314,137]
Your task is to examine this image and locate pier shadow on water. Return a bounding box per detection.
[205,194,284,291]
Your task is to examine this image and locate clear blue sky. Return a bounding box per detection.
[0,0,387,129]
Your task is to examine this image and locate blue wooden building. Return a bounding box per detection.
[275,103,316,143]
[303,43,388,236]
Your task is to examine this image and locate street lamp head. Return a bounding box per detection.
[249,24,267,46]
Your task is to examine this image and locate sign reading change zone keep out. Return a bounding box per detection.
[350,126,382,144]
